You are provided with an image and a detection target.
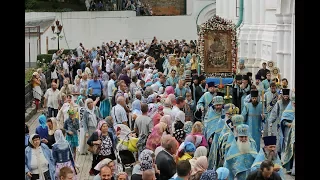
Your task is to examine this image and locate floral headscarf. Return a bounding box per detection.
[96,120,107,136]
[184,121,193,135]
[173,129,186,143]
[200,169,217,180]
[139,149,155,171]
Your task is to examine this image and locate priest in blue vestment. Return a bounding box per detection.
[203,96,225,169]
[196,82,216,117]
[241,90,264,150]
[280,93,295,175]
[224,124,258,180]
[218,114,245,167]
[166,69,179,87]
[251,136,285,180]
[262,82,279,136]
[267,88,291,156]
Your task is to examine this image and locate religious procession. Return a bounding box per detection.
[25,16,295,180]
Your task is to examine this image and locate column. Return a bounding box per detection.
[260,0,265,24]
[290,4,295,88]
[275,14,284,76]
[251,0,259,24]
[282,14,292,82]
[244,0,252,24]
[216,0,222,16]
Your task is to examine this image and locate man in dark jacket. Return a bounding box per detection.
[155,135,178,180]
[246,160,281,180]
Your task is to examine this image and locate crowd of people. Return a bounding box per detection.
[85,0,153,16]
[25,37,295,180]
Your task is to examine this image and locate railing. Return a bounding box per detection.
[25,71,52,112]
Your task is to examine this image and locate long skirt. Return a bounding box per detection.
[66,134,79,149]
[78,127,88,155]
[33,86,43,101]
[55,160,78,180]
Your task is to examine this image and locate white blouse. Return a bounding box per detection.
[30,147,49,174]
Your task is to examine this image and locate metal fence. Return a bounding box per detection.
[25,71,51,111]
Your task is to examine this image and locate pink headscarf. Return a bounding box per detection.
[165,86,175,95]
[167,94,176,105]
[146,122,167,151]
[96,120,107,136]
[192,156,208,175]
[153,113,162,126]
[160,115,172,134]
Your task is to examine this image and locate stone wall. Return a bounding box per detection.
[148,0,186,15]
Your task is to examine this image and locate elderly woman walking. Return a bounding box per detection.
[25,134,55,180]
[87,120,116,175]
[32,72,43,112]
[52,129,78,180]
[64,109,80,166]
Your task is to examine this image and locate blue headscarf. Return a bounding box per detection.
[132,100,142,115]
[200,169,217,180]
[216,167,229,180]
[38,114,47,129]
[184,142,196,153]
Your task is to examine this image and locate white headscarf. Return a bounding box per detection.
[85,98,98,127]
[175,111,186,124]
[94,158,113,171]
[53,129,69,150]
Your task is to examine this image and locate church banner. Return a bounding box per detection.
[198,15,237,76]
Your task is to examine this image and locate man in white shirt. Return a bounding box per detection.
[77,43,84,57]
[62,58,69,75]
[110,96,128,126]
[43,82,61,117]
[107,73,117,100]
[171,96,186,123]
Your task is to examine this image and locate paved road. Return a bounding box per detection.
[26,112,295,180]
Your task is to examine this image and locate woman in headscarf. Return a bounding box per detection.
[178,142,196,161]
[173,128,186,145]
[152,105,163,126]
[216,167,229,180]
[165,86,175,96]
[131,149,159,180]
[64,109,80,164]
[82,98,102,143]
[72,77,81,103]
[105,116,118,149]
[159,115,172,135]
[116,172,129,180]
[35,114,48,140]
[76,88,87,107]
[184,121,193,135]
[60,78,73,96]
[189,156,209,180]
[194,146,208,158]
[200,169,218,180]
[131,99,142,128]
[31,72,43,111]
[163,98,173,116]
[147,94,158,119]
[167,93,176,106]
[57,94,80,128]
[42,117,58,149]
[172,111,186,133]
[93,158,116,180]
[25,134,55,180]
[190,122,208,147]
[142,86,153,103]
[146,121,168,151]
[87,120,116,175]
[52,130,77,180]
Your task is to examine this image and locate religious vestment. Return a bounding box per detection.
[267,99,290,153]
[203,106,225,169]
[224,138,258,180]
[241,102,263,150]
[165,76,179,87]
[262,91,278,136]
[279,102,295,171]
[196,92,215,116]
[251,148,285,180]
